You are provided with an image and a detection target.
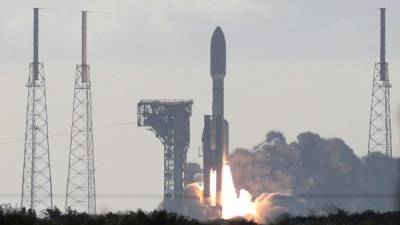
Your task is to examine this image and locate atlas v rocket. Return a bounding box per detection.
[202,27,229,209]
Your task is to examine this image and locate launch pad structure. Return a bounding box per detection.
[65,11,96,214]
[137,99,193,213]
[21,8,53,212]
[367,8,393,185]
[367,8,392,162]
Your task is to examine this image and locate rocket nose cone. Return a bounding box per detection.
[210,26,226,77]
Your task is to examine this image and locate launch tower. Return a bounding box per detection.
[137,99,193,213]
[21,8,53,212]
[65,11,96,214]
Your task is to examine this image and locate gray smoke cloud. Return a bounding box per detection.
[167,131,399,223]
[230,131,400,214]
[254,192,308,223]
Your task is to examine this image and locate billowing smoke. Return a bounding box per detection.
[254,192,308,223]
[185,162,202,185]
[173,131,399,223]
[229,131,399,214]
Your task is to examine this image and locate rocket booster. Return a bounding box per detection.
[203,26,229,210]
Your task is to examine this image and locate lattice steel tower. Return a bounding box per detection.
[65,11,96,214]
[367,8,392,169]
[137,100,193,214]
[21,8,53,212]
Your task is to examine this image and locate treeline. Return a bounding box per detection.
[0,208,399,225]
[270,210,399,225]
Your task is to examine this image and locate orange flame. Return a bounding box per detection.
[221,164,256,219]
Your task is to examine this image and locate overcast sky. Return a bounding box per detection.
[0,0,400,212]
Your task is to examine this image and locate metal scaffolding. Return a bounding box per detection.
[367,8,392,177]
[137,100,193,213]
[367,63,392,159]
[21,8,53,212]
[65,11,96,214]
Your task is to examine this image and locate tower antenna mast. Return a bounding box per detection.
[21,8,53,212]
[65,11,96,214]
[367,8,393,180]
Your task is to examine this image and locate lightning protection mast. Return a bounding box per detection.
[21,8,53,213]
[367,8,393,181]
[65,11,96,214]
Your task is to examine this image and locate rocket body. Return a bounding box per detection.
[211,26,226,117]
[203,27,229,210]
